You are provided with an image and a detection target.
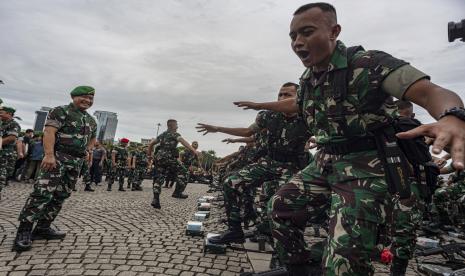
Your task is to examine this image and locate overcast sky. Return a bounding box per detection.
[1,0,464,156]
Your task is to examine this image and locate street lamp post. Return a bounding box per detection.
[156,123,161,136]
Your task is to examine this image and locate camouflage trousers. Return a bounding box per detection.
[0,150,17,193]
[269,150,394,275]
[81,161,92,185]
[390,180,426,261]
[127,168,135,188]
[152,158,187,195]
[224,157,296,226]
[134,166,146,187]
[113,166,127,186]
[18,152,83,224]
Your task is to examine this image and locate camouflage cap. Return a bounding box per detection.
[70,86,95,97]
[2,106,15,114]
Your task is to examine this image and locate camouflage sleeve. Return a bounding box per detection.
[175,133,182,141]
[381,64,430,99]
[254,110,268,131]
[5,121,20,137]
[45,106,66,129]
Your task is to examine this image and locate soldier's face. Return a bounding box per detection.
[168,122,178,131]
[0,110,12,120]
[73,95,94,110]
[289,8,340,69]
[277,86,297,101]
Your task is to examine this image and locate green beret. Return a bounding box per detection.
[3,106,16,114]
[70,86,95,97]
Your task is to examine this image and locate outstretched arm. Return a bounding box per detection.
[222,136,255,144]
[233,98,299,114]
[397,79,465,170]
[196,123,255,137]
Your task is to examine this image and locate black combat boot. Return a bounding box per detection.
[118,182,126,191]
[32,220,66,240]
[107,183,112,191]
[151,193,161,209]
[209,225,245,244]
[84,184,94,192]
[390,257,409,276]
[171,186,188,198]
[134,184,143,191]
[13,221,33,252]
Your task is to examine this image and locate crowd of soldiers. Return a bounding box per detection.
[2,2,465,276]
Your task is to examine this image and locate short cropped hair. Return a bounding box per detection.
[294,2,337,22]
[167,119,177,125]
[394,100,413,111]
[282,82,299,90]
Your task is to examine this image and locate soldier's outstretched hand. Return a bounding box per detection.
[196,123,219,135]
[41,154,57,171]
[397,115,465,170]
[233,101,261,110]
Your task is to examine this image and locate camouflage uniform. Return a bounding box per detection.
[0,118,20,193]
[223,111,310,228]
[81,159,92,186]
[431,170,465,226]
[181,149,199,182]
[152,130,188,195]
[269,41,429,274]
[132,149,148,190]
[104,147,113,184]
[111,145,128,190]
[18,103,96,224]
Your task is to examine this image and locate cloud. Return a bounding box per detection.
[1,0,465,156]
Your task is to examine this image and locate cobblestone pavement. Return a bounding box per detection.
[0,180,252,276]
[0,179,454,275]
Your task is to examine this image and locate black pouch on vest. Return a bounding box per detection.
[373,127,411,199]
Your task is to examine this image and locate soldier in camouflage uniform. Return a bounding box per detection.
[180,141,200,182]
[131,146,148,191]
[127,146,136,189]
[109,138,130,191]
[0,106,21,196]
[147,119,199,208]
[197,83,311,244]
[104,145,114,184]
[431,166,465,227]
[234,3,465,275]
[14,86,97,252]
[81,150,94,192]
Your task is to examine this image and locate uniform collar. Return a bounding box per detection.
[301,40,348,81]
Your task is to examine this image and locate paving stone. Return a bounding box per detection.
[0,181,252,275]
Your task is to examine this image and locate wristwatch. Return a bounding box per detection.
[439,107,465,122]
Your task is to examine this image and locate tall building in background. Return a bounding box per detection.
[33,107,52,132]
[140,138,153,145]
[94,111,118,143]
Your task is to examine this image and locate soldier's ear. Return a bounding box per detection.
[330,24,341,40]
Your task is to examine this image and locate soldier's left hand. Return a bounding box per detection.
[196,123,219,135]
[397,115,465,170]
